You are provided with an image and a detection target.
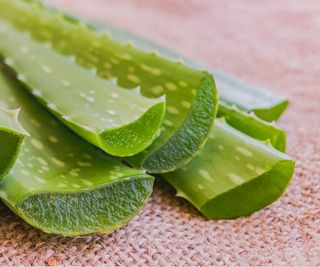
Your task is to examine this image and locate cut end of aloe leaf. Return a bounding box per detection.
[218,101,287,152]
[200,160,294,219]
[0,107,28,180]
[129,73,218,173]
[0,64,155,236]
[164,119,295,220]
[252,100,289,122]
[97,100,166,157]
[5,175,153,236]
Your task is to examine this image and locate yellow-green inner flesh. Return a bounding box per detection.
[0,65,154,236]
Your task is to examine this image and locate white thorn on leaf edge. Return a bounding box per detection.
[0,107,30,136]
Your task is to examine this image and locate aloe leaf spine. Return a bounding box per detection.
[0,65,154,236]
[0,106,28,180]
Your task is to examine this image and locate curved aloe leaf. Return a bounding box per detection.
[55,6,288,122]
[0,106,28,180]
[0,19,166,157]
[214,72,288,122]
[0,0,218,173]
[164,119,294,219]
[218,102,286,152]
[0,65,154,236]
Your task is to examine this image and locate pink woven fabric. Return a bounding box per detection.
[1,0,319,265]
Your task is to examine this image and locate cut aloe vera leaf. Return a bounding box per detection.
[54,6,288,122]
[0,19,166,157]
[213,71,288,122]
[164,118,294,219]
[218,102,286,152]
[0,106,28,180]
[0,65,154,236]
[0,0,218,173]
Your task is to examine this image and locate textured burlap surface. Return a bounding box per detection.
[0,0,319,265]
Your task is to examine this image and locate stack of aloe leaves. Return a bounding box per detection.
[0,0,294,236]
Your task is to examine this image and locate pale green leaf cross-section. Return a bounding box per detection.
[0,65,154,236]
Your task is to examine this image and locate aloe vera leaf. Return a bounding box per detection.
[0,65,154,236]
[164,118,294,219]
[100,26,288,122]
[218,102,286,152]
[0,19,166,158]
[0,0,218,173]
[0,106,28,180]
[42,4,289,122]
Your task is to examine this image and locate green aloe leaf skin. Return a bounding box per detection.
[214,71,288,122]
[218,102,286,152]
[39,0,294,219]
[0,0,218,173]
[164,118,294,219]
[0,65,154,236]
[0,0,293,222]
[0,19,166,157]
[0,106,28,180]
[58,7,288,122]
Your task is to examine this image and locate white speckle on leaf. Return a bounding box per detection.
[236,146,253,157]
[31,138,44,150]
[32,89,42,96]
[37,157,48,166]
[52,157,65,167]
[42,65,52,74]
[107,109,116,115]
[69,169,79,177]
[167,106,179,114]
[179,81,188,87]
[31,118,41,128]
[228,173,244,185]
[77,161,92,167]
[4,58,13,66]
[61,80,70,86]
[35,177,45,184]
[47,103,56,110]
[256,167,265,175]
[81,179,94,186]
[49,136,59,143]
[165,82,177,91]
[140,64,161,76]
[127,74,140,83]
[17,74,26,81]
[83,153,92,159]
[111,92,118,98]
[151,85,164,95]
[199,169,212,181]
[87,96,95,102]
[164,120,174,127]
[21,169,30,176]
[181,100,191,108]
[247,164,254,170]
[20,45,29,54]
